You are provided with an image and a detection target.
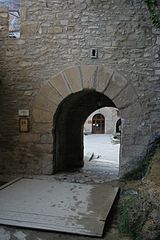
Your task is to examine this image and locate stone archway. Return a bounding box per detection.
[32,65,142,176]
[53,90,116,171]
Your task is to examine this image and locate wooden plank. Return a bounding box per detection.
[0,211,104,236]
[0,177,22,190]
[0,178,119,237]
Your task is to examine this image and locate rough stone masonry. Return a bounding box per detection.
[0,0,160,176]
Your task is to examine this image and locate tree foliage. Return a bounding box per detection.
[145,0,160,28]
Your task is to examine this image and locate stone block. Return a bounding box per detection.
[60,20,69,25]
[104,71,128,100]
[81,16,88,22]
[48,26,63,34]
[0,13,8,18]
[155,69,160,75]
[5,50,14,57]
[16,40,26,45]
[95,66,114,92]
[40,134,53,144]
[33,94,57,113]
[20,7,27,21]
[20,133,40,143]
[0,7,8,13]
[32,123,52,133]
[32,108,53,123]
[113,84,138,109]
[121,145,146,158]
[121,136,135,145]
[26,159,42,175]
[1,21,8,30]
[34,144,52,153]
[19,61,32,67]
[63,66,82,93]
[156,36,160,45]
[41,154,53,174]
[66,25,75,32]
[134,135,150,145]
[16,84,33,90]
[21,22,39,37]
[80,65,98,89]
[49,73,71,98]
[119,159,137,177]
[39,83,63,105]
[122,122,142,136]
[120,100,142,119]
[24,90,34,96]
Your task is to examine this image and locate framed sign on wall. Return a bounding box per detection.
[19,118,30,133]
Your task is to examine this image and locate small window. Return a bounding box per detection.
[0,0,20,38]
[90,48,98,59]
[9,9,20,38]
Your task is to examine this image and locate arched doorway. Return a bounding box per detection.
[32,65,142,176]
[92,114,105,134]
[53,90,116,172]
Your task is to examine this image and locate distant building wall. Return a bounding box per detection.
[84,107,119,135]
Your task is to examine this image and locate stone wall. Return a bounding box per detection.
[0,0,160,176]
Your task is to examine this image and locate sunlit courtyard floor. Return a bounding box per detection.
[83,134,120,181]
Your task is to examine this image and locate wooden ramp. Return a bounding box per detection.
[0,178,119,237]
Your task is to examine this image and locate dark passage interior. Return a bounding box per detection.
[53,90,116,172]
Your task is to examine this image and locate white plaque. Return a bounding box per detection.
[18,109,30,116]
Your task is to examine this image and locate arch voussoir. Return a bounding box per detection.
[104,71,128,100]
[32,108,53,123]
[62,66,83,93]
[49,73,71,98]
[34,94,58,113]
[95,65,114,93]
[40,83,63,105]
[80,65,98,89]
[33,65,141,122]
